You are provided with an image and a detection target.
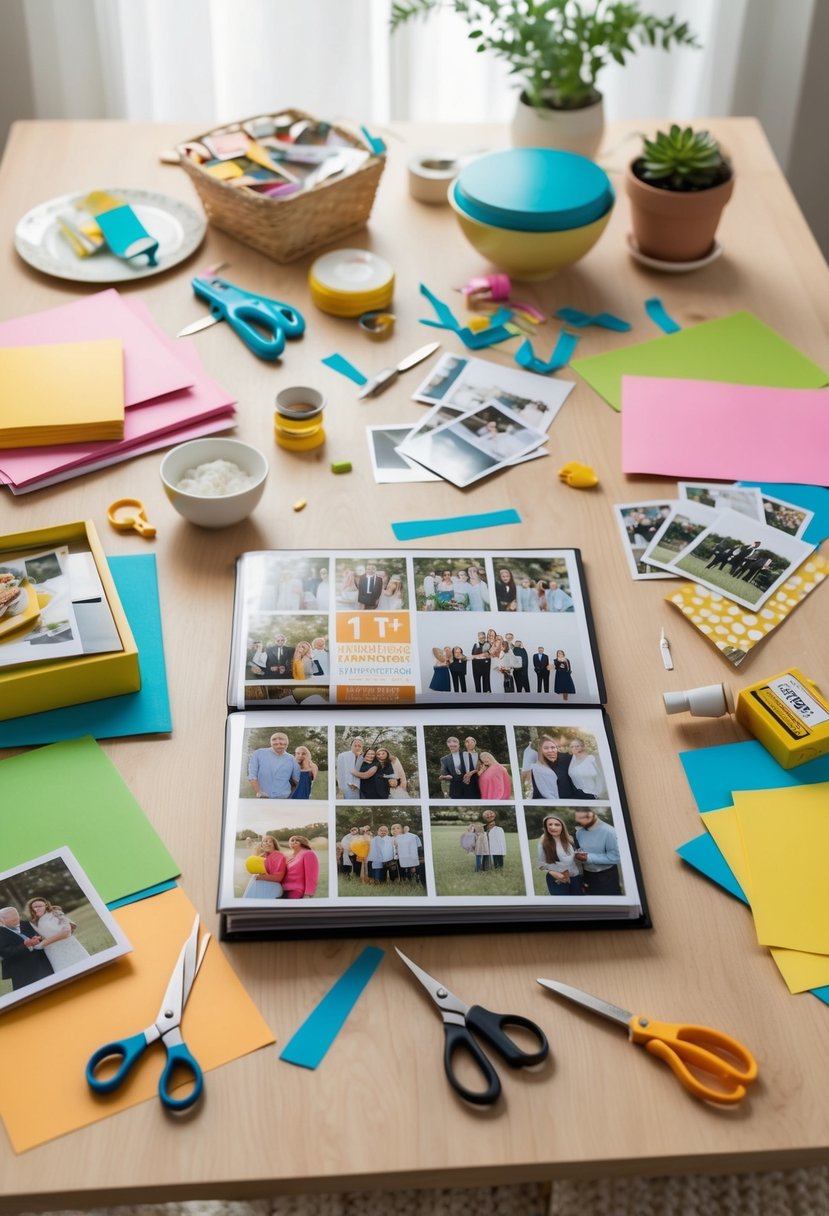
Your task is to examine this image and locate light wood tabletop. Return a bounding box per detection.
[0,117,828,1208]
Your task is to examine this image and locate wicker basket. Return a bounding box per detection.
[177,109,385,264]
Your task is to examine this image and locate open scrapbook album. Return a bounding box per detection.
[218,549,649,938]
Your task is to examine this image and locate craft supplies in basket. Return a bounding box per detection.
[176,110,386,264]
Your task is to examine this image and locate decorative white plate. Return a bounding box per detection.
[626,232,723,273]
[14,187,207,283]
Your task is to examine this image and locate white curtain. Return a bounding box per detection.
[12,0,819,163]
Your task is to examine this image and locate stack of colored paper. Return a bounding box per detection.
[0,339,124,447]
[0,290,236,494]
[677,740,829,1006]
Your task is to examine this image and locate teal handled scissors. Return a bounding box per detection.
[396,948,549,1105]
[86,915,210,1112]
[178,274,305,361]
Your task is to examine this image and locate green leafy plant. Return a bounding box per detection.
[390,0,700,110]
[635,124,732,191]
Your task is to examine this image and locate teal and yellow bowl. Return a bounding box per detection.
[449,182,613,281]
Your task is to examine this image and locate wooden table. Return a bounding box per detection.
[1,118,828,1209]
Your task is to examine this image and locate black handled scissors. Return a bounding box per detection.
[395,947,549,1105]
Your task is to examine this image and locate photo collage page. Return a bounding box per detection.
[232,549,603,710]
[219,707,642,918]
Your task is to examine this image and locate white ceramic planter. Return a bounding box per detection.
[511,94,604,160]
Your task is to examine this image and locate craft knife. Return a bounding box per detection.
[357,341,441,399]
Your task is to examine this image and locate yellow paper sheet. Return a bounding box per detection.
[0,339,124,447]
[701,802,829,994]
[0,886,274,1153]
[733,783,829,955]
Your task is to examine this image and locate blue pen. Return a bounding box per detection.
[177,274,305,362]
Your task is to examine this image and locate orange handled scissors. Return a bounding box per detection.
[537,978,758,1105]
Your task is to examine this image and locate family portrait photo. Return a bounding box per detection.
[514,727,608,801]
[490,556,575,612]
[333,558,407,612]
[233,805,328,901]
[334,725,420,801]
[412,557,490,612]
[667,508,815,609]
[614,502,676,579]
[239,725,329,800]
[423,725,512,801]
[0,848,130,1010]
[244,616,329,682]
[524,806,624,898]
[335,808,427,897]
[252,556,332,613]
[429,804,524,898]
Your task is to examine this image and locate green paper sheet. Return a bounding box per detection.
[0,736,179,903]
[572,311,829,411]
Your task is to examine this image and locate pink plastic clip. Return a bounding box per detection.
[461,273,512,302]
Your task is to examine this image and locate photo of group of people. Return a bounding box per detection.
[0,849,130,1010]
[222,710,628,907]
[333,559,407,611]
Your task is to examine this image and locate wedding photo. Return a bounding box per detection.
[412,350,573,433]
[0,848,130,1011]
[333,558,408,612]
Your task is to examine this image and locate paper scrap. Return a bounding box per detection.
[515,331,579,373]
[391,508,522,541]
[322,353,367,386]
[645,297,681,333]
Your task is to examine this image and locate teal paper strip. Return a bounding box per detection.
[322,353,368,386]
[555,307,631,332]
[279,946,385,1069]
[107,879,178,910]
[645,297,681,333]
[420,284,514,349]
[360,126,386,155]
[392,508,522,541]
[515,330,580,373]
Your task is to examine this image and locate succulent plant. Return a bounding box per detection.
[637,124,732,191]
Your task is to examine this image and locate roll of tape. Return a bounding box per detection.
[408,153,461,204]
[358,311,396,339]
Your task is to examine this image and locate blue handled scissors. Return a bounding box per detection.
[396,948,549,1105]
[86,915,210,1112]
[178,274,305,362]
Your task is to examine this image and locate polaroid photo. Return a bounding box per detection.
[367,425,440,483]
[397,402,546,489]
[613,502,676,580]
[678,482,764,520]
[664,507,816,610]
[402,401,547,476]
[641,500,719,572]
[412,351,574,434]
[0,847,131,1012]
[0,546,84,669]
[759,491,814,539]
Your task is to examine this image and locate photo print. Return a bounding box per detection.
[490,555,576,613]
[240,724,329,801]
[333,724,420,802]
[244,614,329,682]
[430,803,525,898]
[641,500,718,572]
[412,556,490,613]
[366,424,440,484]
[759,491,814,538]
[246,554,331,613]
[677,481,764,520]
[423,724,512,801]
[613,501,676,579]
[233,803,329,901]
[0,848,131,1012]
[397,401,546,488]
[335,806,427,897]
[333,556,407,612]
[513,726,607,801]
[0,546,84,668]
[665,508,816,610]
[524,806,624,898]
[412,351,574,433]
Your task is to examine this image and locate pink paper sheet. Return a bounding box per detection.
[621,376,829,484]
[0,290,194,407]
[0,300,236,489]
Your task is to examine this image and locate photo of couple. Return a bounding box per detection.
[335,727,419,801]
[239,726,328,800]
[334,559,407,612]
[515,728,607,801]
[232,804,329,901]
[254,557,332,613]
[525,807,623,898]
[0,850,127,1009]
[335,809,427,897]
[423,726,512,801]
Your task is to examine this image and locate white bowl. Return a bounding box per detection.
[159,438,268,529]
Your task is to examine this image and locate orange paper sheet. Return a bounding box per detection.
[0,887,274,1153]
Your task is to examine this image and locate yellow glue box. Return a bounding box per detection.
[0,520,139,721]
[736,667,829,769]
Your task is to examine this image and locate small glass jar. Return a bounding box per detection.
[274,386,326,451]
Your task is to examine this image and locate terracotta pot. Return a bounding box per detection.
[625,164,735,263]
[511,93,604,160]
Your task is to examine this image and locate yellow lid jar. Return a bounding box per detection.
[274,386,326,451]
